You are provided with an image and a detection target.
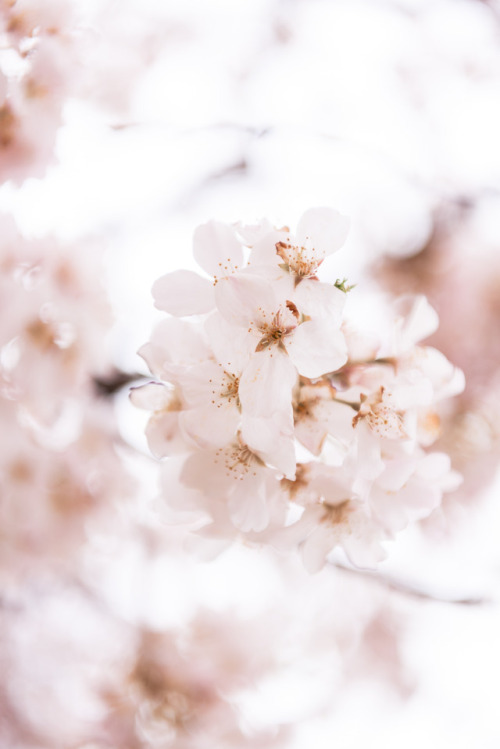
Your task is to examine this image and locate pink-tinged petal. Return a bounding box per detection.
[353,421,385,481]
[152,270,215,316]
[294,415,327,456]
[137,342,167,379]
[239,348,297,418]
[248,229,286,267]
[241,412,296,479]
[293,280,345,323]
[414,451,452,482]
[129,382,172,411]
[393,295,439,351]
[301,524,336,573]
[193,220,244,277]
[158,457,209,515]
[376,456,416,492]
[214,273,276,327]
[178,360,224,407]
[145,411,189,458]
[236,218,274,246]
[205,312,251,371]
[343,527,387,569]
[373,478,440,530]
[412,347,465,400]
[180,405,240,449]
[181,450,228,495]
[286,320,347,378]
[138,318,210,378]
[228,474,269,532]
[150,317,210,364]
[296,207,350,257]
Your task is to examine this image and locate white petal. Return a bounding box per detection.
[193,221,244,277]
[302,525,336,573]
[248,229,286,267]
[353,421,385,481]
[139,318,210,378]
[393,295,439,351]
[181,450,227,495]
[376,456,416,492]
[228,474,269,532]
[180,404,240,449]
[293,280,345,323]
[296,207,350,257]
[239,348,297,418]
[146,411,189,458]
[286,320,347,378]
[158,457,208,514]
[343,526,387,569]
[137,341,167,379]
[204,312,251,372]
[236,218,274,245]
[152,270,215,316]
[150,317,210,364]
[241,412,296,478]
[214,273,276,327]
[129,382,172,410]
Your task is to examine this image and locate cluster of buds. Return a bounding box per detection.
[134,208,464,570]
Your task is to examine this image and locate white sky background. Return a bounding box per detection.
[3,0,500,746]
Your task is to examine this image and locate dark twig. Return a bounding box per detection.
[93,370,145,396]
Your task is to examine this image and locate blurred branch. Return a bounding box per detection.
[94,370,145,396]
[331,561,493,606]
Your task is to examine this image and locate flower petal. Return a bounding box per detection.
[180,404,240,449]
[293,279,345,323]
[214,273,276,327]
[204,312,251,371]
[241,412,296,479]
[193,221,244,277]
[238,348,297,418]
[286,320,347,378]
[152,270,215,316]
[129,382,172,410]
[393,295,439,351]
[296,207,350,257]
[146,411,189,457]
[228,474,269,532]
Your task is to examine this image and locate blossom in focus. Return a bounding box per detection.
[136,210,464,572]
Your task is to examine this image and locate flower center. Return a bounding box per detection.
[276,241,321,278]
[255,300,299,352]
[216,439,263,480]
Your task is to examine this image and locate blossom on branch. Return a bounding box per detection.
[136,209,464,571]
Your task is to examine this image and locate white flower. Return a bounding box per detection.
[246,207,350,281]
[152,221,243,317]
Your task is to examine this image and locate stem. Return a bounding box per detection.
[330,561,492,606]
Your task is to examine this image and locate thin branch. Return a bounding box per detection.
[330,560,493,606]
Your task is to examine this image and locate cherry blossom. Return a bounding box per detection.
[138,209,464,573]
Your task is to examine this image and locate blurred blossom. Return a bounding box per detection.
[374,198,500,510]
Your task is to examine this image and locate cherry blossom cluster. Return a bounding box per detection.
[135,208,465,570]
